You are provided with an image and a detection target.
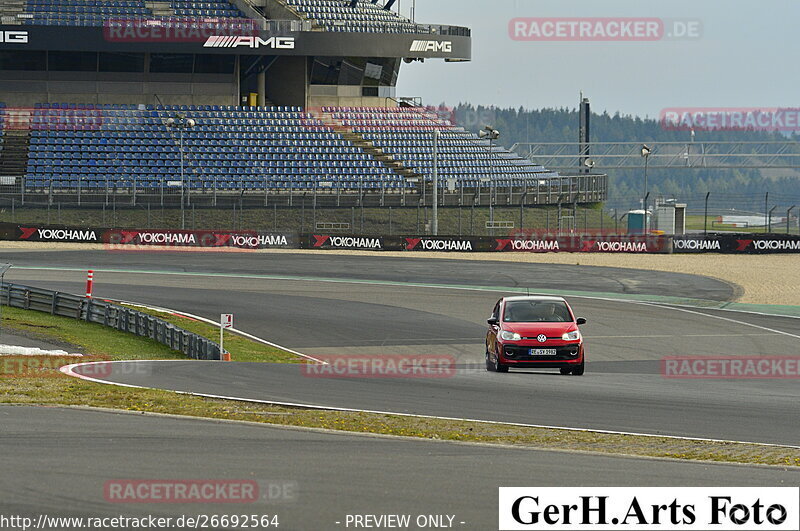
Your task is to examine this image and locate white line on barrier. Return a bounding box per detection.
[59,360,800,451]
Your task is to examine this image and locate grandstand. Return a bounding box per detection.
[21,0,246,26]
[0,0,606,212]
[282,0,419,33]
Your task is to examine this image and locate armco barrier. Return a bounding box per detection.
[0,283,222,360]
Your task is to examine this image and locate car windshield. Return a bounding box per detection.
[503,300,571,323]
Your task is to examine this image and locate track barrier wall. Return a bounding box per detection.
[2,223,800,253]
[0,282,223,360]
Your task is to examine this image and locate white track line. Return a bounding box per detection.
[118,300,326,364]
[634,302,800,341]
[60,360,800,451]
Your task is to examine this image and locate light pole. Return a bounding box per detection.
[479,125,500,233]
[0,263,11,339]
[166,113,196,230]
[768,205,777,233]
[431,129,440,235]
[640,144,651,210]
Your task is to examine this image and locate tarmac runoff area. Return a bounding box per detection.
[2,248,798,445]
[0,405,798,530]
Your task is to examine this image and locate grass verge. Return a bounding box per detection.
[120,304,301,363]
[2,307,798,467]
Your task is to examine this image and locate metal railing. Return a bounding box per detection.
[0,282,221,360]
[8,14,312,32]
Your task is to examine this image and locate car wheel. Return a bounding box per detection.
[559,367,572,375]
[485,350,493,372]
[571,361,585,376]
[493,353,509,373]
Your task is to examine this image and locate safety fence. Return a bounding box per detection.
[2,223,800,253]
[0,282,222,360]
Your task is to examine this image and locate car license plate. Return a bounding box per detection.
[530,349,557,356]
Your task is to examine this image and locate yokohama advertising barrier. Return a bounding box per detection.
[6,222,797,253]
[0,223,298,249]
[308,234,394,251]
[673,234,800,254]
[495,232,671,253]
[11,225,102,243]
[403,237,487,252]
[307,233,670,252]
[105,229,297,249]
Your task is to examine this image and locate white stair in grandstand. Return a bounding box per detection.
[145,1,175,17]
[311,109,420,181]
[268,0,324,30]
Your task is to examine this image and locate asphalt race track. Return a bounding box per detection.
[3,249,800,528]
[5,250,800,445]
[4,405,798,530]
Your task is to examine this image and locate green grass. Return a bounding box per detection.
[1,306,798,467]
[123,305,301,363]
[2,306,184,361]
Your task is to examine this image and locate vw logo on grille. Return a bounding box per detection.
[537,334,547,343]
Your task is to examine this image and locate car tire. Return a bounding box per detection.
[559,367,572,375]
[485,350,493,372]
[571,361,585,376]
[493,353,509,373]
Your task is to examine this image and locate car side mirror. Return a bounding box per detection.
[487,317,499,326]
[576,317,587,325]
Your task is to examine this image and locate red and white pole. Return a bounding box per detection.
[85,270,94,298]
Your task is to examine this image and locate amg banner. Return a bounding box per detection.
[674,234,800,254]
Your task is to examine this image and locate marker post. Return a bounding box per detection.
[220,313,233,361]
[85,270,94,298]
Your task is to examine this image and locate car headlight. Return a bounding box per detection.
[561,330,581,341]
[500,330,522,341]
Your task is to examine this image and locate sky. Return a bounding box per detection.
[395,0,798,119]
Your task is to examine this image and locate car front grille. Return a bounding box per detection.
[504,344,580,361]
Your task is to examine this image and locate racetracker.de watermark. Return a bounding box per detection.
[0,356,83,378]
[509,18,702,41]
[660,108,800,132]
[302,355,457,379]
[103,17,257,42]
[662,356,800,379]
[104,479,297,504]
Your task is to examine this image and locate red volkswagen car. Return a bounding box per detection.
[486,296,586,375]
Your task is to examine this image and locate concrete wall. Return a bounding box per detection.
[0,70,237,106]
[264,56,307,107]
